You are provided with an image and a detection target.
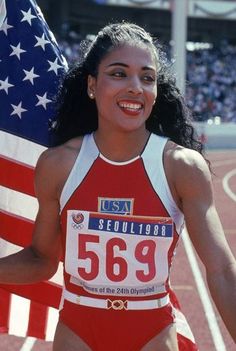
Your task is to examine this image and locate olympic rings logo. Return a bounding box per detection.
[72,223,84,230]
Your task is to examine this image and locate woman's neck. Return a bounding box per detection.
[93,129,151,162]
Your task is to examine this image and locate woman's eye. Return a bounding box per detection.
[143,75,156,83]
[111,71,126,78]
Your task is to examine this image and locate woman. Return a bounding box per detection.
[0,22,235,351]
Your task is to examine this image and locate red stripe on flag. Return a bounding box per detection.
[27,301,48,339]
[0,281,62,309]
[0,211,34,247]
[0,288,11,333]
[0,156,35,197]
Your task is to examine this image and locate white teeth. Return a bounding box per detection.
[119,102,142,110]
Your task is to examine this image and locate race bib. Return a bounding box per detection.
[65,210,173,296]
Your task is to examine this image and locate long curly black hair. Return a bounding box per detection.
[53,22,204,155]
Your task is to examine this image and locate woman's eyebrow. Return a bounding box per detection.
[106,62,156,71]
[106,62,128,68]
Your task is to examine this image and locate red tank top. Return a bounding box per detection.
[60,133,184,300]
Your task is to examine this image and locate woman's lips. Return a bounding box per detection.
[118,101,143,116]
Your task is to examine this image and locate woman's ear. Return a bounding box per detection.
[87,75,96,99]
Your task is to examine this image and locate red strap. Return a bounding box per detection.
[0,288,11,333]
[27,300,48,339]
[0,281,62,309]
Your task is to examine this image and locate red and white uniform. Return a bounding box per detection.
[59,133,198,350]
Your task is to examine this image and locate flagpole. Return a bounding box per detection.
[0,0,6,26]
[171,0,188,94]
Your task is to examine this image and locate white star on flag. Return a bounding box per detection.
[47,57,64,75]
[10,42,26,60]
[36,93,52,109]
[23,67,39,85]
[10,101,27,118]
[0,19,13,35]
[0,77,14,93]
[21,7,37,25]
[34,33,50,50]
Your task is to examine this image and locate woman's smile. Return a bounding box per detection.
[118,99,144,116]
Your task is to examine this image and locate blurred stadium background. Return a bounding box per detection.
[37,0,236,149]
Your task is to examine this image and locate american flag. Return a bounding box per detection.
[0,0,67,340]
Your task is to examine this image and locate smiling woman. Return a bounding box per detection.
[0,21,236,351]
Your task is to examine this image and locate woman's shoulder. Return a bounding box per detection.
[165,140,208,170]
[38,136,83,166]
[34,136,84,198]
[164,141,212,205]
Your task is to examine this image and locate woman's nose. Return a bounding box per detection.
[127,77,143,95]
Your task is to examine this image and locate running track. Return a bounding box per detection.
[0,149,235,351]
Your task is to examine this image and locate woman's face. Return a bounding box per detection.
[88,44,157,134]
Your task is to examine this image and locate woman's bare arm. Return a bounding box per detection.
[0,148,63,284]
[166,145,236,342]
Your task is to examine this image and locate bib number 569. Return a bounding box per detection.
[78,234,156,283]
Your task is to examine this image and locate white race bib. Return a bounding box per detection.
[65,211,173,296]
